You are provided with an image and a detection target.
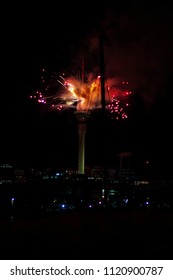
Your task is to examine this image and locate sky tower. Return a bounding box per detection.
[75,110,90,174]
[75,35,106,175]
[75,55,90,175]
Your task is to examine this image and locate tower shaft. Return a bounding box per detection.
[75,111,90,175]
[78,122,87,174]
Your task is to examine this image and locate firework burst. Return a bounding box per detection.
[30,68,132,119]
[106,80,132,119]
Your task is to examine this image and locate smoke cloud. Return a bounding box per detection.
[71,2,173,110]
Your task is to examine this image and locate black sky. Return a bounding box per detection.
[1,1,173,175]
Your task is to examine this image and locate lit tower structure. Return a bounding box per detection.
[74,55,90,175]
[30,37,132,177]
[74,110,90,174]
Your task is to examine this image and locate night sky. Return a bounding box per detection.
[1,1,173,176]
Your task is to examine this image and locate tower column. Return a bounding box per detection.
[75,111,90,174]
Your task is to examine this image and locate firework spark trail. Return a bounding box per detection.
[30,68,132,119]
